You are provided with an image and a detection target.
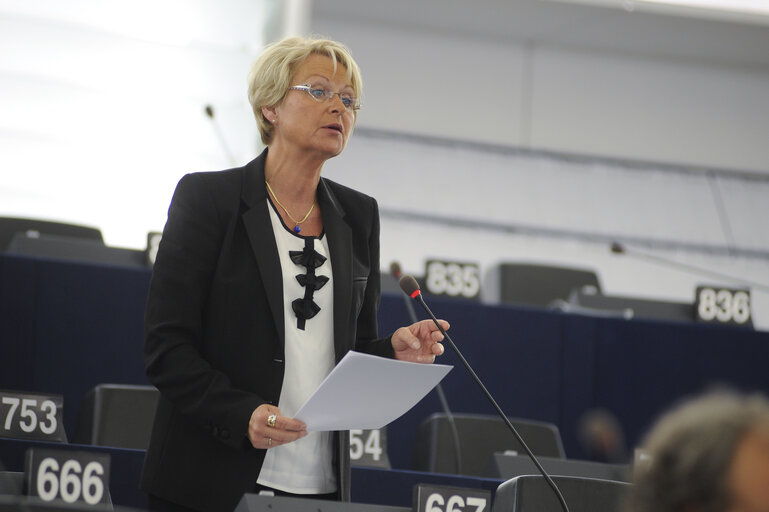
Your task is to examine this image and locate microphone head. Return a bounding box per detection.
[399,274,421,297]
[610,242,626,254]
[204,105,214,119]
[390,261,403,279]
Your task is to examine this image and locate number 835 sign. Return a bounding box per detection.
[424,260,481,300]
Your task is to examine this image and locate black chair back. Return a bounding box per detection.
[0,471,23,496]
[412,413,565,476]
[498,263,600,307]
[0,217,103,250]
[492,475,630,512]
[73,384,159,450]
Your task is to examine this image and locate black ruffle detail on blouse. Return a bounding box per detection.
[289,246,327,269]
[290,238,328,330]
[296,273,329,290]
[292,298,321,325]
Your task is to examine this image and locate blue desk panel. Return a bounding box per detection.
[0,439,501,510]
[0,439,148,509]
[2,253,768,471]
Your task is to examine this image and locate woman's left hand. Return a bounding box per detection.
[391,319,448,363]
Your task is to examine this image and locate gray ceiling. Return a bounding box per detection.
[313,0,769,69]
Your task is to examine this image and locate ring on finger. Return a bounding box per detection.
[267,414,277,428]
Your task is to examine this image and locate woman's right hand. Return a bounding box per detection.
[248,404,307,449]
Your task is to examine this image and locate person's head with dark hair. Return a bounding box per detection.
[577,407,627,463]
[626,390,769,512]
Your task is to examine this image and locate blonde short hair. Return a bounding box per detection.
[247,36,363,145]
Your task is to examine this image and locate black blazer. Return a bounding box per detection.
[140,149,393,512]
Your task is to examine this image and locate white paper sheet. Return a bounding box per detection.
[294,351,452,431]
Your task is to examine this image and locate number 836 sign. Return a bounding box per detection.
[695,286,752,327]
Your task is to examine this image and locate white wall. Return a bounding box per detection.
[312,15,769,173]
[0,0,270,248]
[529,46,769,172]
[312,6,769,329]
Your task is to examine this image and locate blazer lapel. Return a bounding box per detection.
[318,179,353,362]
[241,151,285,345]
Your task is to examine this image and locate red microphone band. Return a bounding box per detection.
[410,290,421,299]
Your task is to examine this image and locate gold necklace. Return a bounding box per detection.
[265,181,316,234]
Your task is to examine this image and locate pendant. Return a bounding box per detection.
[294,225,301,233]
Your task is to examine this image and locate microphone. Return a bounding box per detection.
[204,104,237,167]
[611,242,769,293]
[399,274,570,512]
[390,262,419,321]
[390,262,463,473]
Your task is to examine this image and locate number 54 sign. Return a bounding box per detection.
[350,428,390,468]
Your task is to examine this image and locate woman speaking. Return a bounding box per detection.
[140,36,447,512]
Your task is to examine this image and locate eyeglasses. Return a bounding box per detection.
[287,84,361,111]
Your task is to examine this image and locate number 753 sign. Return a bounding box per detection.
[0,390,66,442]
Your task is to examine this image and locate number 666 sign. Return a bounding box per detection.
[25,448,111,506]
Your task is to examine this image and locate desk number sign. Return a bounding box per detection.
[25,447,111,506]
[350,428,390,468]
[413,484,491,512]
[424,260,481,300]
[0,390,66,442]
[695,286,752,326]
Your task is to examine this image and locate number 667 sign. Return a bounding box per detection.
[413,484,491,512]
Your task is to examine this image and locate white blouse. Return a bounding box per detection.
[257,199,337,494]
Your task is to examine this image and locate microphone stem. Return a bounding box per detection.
[400,289,463,473]
[623,248,769,293]
[402,290,419,323]
[415,294,570,512]
[432,382,462,473]
[205,106,237,167]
